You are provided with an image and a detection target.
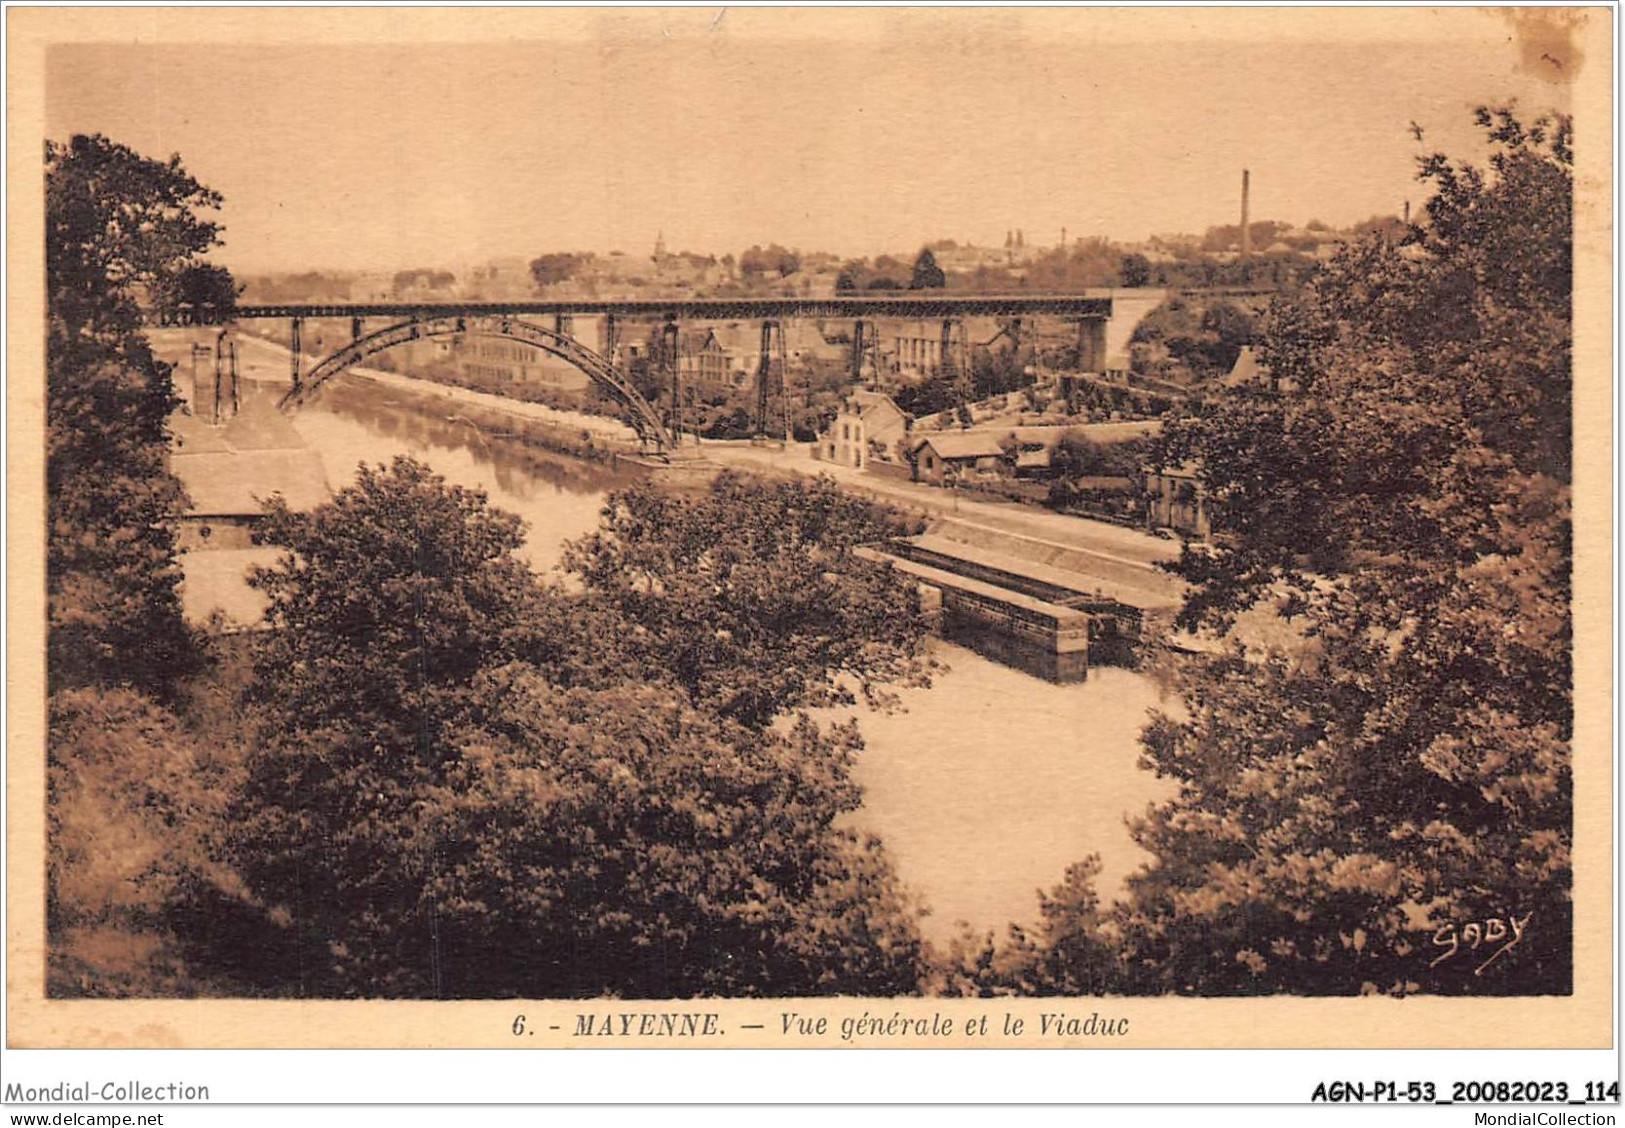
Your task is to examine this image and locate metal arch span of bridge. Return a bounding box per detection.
[280,313,671,451]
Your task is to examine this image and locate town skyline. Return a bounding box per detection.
[43,9,1573,276]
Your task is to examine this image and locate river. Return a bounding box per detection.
[228,350,1176,950]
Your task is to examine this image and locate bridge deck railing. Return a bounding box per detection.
[219,295,1113,323]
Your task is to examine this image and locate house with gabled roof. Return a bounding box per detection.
[815,390,910,471]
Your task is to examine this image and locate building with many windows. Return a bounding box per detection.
[459,338,590,394]
[890,319,946,379]
[676,328,739,390]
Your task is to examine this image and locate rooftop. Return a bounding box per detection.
[912,431,1007,460]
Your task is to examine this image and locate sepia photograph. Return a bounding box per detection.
[5,5,1614,1067]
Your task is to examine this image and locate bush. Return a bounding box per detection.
[48,689,250,996]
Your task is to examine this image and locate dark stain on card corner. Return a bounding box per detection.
[1501,7,1587,84]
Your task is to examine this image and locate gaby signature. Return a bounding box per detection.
[1429,912,1533,976]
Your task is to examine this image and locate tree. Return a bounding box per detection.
[1049,431,1151,479]
[245,457,540,751]
[893,377,962,418]
[564,472,930,728]
[232,459,928,997]
[528,252,591,289]
[46,134,229,693]
[1130,297,1258,385]
[391,268,457,293]
[937,857,1118,996]
[1120,253,1152,288]
[739,243,800,279]
[910,247,946,290]
[47,134,226,342]
[1117,107,1574,995]
[154,262,241,324]
[230,457,542,993]
[427,671,925,997]
[48,688,250,996]
[1005,108,1573,997]
[969,345,1029,399]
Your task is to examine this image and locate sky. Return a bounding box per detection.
[42,8,1580,276]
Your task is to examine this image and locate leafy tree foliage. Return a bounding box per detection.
[739,243,801,278]
[245,457,539,747]
[1120,253,1152,288]
[968,344,1031,399]
[48,688,250,996]
[835,255,910,292]
[892,377,964,418]
[910,247,947,290]
[46,134,230,693]
[935,856,1118,997]
[153,262,241,324]
[392,268,457,292]
[1201,218,1292,254]
[1048,432,1153,480]
[234,459,929,997]
[564,472,930,728]
[1119,108,1574,995]
[427,672,924,997]
[977,108,1572,998]
[233,458,543,992]
[528,252,593,288]
[46,340,197,693]
[47,134,226,342]
[1129,297,1259,385]
[1021,237,1123,291]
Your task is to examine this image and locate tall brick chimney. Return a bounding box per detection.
[1240,168,1252,260]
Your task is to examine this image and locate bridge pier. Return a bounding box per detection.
[661,318,682,446]
[351,316,364,342]
[193,332,240,423]
[939,318,970,386]
[289,316,304,392]
[754,319,789,440]
[1075,317,1106,374]
[213,331,228,425]
[189,343,212,422]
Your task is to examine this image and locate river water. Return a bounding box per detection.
[248,361,1175,949]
